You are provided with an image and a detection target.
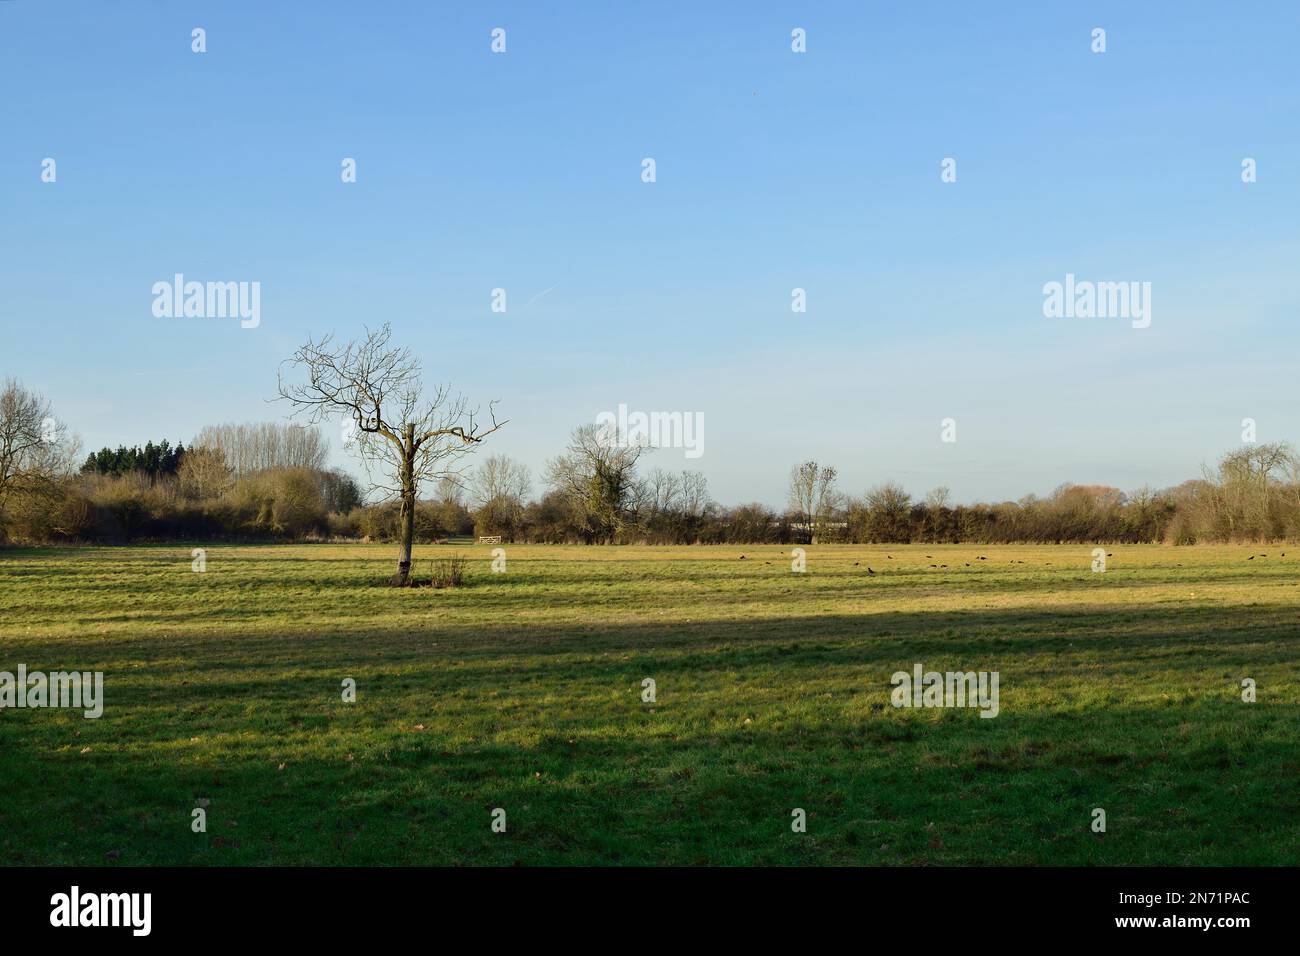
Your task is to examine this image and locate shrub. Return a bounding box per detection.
[327,509,364,539]
[430,555,467,588]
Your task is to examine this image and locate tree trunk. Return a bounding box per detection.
[395,425,416,585]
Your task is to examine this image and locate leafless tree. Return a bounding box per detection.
[638,468,711,542]
[177,445,234,500]
[924,486,951,512]
[470,454,532,509]
[278,324,504,584]
[644,468,682,518]
[468,454,532,539]
[191,421,328,475]
[679,471,710,519]
[787,460,840,543]
[431,475,466,506]
[1199,442,1296,540]
[0,378,77,515]
[546,424,646,543]
[921,486,951,541]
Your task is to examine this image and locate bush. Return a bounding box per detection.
[327,509,364,539]
[473,495,523,542]
[429,555,468,588]
[268,469,329,538]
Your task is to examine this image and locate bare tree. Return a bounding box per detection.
[643,468,682,518]
[922,486,951,542]
[468,454,532,540]
[431,475,465,506]
[192,422,328,474]
[787,460,840,543]
[278,324,504,584]
[546,424,646,543]
[924,486,951,511]
[640,468,711,542]
[680,471,710,519]
[177,445,234,500]
[470,454,532,509]
[1201,442,1295,540]
[0,378,77,515]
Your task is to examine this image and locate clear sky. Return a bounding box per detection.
[2,1,1297,507]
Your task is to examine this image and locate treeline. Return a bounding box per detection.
[0,380,371,542]
[451,428,1186,546]
[5,421,365,543]
[459,436,1300,546]
[4,377,1300,545]
[82,440,185,480]
[13,466,364,543]
[461,476,1180,545]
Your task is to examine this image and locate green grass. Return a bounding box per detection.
[1,542,1296,865]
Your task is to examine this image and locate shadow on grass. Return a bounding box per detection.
[1,601,1297,865]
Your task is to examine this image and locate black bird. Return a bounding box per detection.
[867,567,875,575]
[739,555,746,560]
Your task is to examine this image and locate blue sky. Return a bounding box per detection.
[2,1,1297,507]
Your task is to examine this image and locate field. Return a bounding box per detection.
[1,542,1297,866]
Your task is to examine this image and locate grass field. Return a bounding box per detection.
[1,542,1297,866]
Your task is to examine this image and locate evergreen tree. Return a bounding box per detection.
[79,440,187,478]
